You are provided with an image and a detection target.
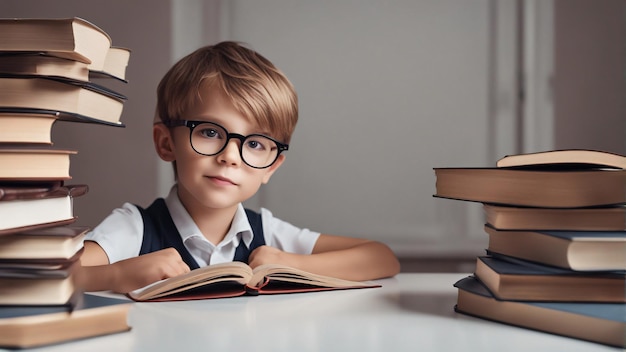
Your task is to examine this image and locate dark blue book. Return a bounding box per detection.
[484,225,626,271]
[454,276,626,348]
[0,293,131,349]
[475,255,626,302]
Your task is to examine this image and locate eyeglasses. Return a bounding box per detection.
[165,120,289,169]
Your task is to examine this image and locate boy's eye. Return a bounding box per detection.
[245,139,266,151]
[198,128,221,139]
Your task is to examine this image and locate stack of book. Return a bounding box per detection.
[434,149,626,348]
[0,17,131,349]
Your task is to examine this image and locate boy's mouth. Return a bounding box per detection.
[207,175,237,186]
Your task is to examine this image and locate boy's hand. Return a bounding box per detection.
[248,245,299,269]
[109,248,190,293]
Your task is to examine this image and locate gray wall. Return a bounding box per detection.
[554,0,626,152]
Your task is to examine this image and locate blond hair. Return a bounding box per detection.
[155,41,298,143]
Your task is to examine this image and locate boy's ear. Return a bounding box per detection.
[261,154,286,184]
[153,123,176,162]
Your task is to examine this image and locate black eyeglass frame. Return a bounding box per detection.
[164,119,289,169]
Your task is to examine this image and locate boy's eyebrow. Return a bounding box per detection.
[188,116,274,137]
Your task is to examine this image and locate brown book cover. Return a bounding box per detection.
[0,293,131,349]
[433,167,626,208]
[454,276,626,348]
[474,255,626,302]
[0,183,87,200]
[483,204,626,231]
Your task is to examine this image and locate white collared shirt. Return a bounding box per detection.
[85,186,321,266]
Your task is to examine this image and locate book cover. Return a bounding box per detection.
[474,255,626,302]
[0,76,125,125]
[0,107,126,127]
[0,259,80,306]
[0,225,88,260]
[0,52,90,82]
[0,293,131,349]
[0,17,111,70]
[0,147,76,180]
[433,167,626,208]
[454,276,626,348]
[484,225,626,271]
[0,48,130,83]
[483,204,626,231]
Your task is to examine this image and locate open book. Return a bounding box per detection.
[128,262,380,302]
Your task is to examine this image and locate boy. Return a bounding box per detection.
[78,41,400,293]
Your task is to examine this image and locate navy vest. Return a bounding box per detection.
[136,198,265,269]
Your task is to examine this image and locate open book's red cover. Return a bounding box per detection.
[250,277,381,295]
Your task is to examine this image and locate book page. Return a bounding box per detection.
[128,261,253,301]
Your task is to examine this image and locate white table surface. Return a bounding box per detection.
[4,273,621,352]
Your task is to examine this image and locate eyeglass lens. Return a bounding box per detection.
[190,122,279,168]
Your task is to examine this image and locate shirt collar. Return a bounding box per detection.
[164,185,254,248]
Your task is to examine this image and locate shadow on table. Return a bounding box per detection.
[383,291,459,318]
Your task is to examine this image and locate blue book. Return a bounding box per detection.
[475,255,626,302]
[454,276,626,348]
[484,225,626,271]
[0,293,131,349]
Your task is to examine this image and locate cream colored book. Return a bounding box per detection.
[0,53,90,82]
[0,112,58,144]
[0,17,112,71]
[0,77,125,125]
[91,46,131,81]
[0,225,88,260]
[0,148,75,180]
[496,149,626,169]
[484,225,626,271]
[0,184,87,235]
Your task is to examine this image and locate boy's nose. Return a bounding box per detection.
[217,139,242,165]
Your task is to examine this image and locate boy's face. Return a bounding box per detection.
[154,82,285,214]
